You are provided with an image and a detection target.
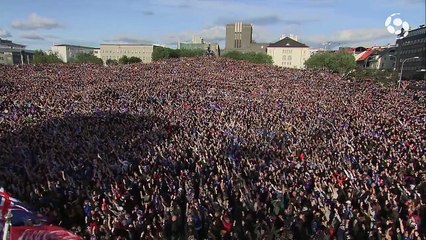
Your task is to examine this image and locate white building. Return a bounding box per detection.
[192,36,204,44]
[0,38,26,50]
[93,48,101,59]
[51,44,98,63]
[267,37,310,69]
[99,44,155,64]
[366,47,397,70]
[0,38,33,65]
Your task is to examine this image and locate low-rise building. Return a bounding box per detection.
[178,42,220,56]
[0,38,33,65]
[93,48,101,59]
[355,48,375,68]
[0,38,26,50]
[367,47,397,70]
[0,49,34,65]
[51,44,98,63]
[99,44,155,63]
[178,36,220,56]
[267,37,310,69]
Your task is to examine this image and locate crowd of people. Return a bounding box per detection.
[0,58,425,240]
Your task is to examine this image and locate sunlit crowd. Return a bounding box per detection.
[1,58,425,240]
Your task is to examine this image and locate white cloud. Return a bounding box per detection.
[0,28,12,38]
[252,25,277,43]
[155,0,275,15]
[197,25,226,42]
[162,24,291,47]
[163,25,226,44]
[105,34,152,44]
[215,15,317,26]
[19,31,59,42]
[304,28,396,47]
[20,32,45,40]
[11,13,62,30]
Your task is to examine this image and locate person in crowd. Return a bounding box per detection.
[0,57,425,239]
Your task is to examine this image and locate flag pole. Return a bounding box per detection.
[2,209,12,240]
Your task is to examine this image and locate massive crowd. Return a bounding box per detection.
[0,58,425,240]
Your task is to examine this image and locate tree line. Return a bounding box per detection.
[152,47,275,65]
[32,50,143,65]
[305,51,398,85]
[32,48,207,65]
[304,52,356,75]
[151,47,205,61]
[221,51,273,65]
[31,47,277,66]
[32,48,393,84]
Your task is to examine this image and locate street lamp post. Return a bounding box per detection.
[399,56,419,88]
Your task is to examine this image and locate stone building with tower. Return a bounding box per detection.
[224,22,269,54]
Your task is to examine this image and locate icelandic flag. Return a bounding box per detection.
[0,190,13,220]
[1,190,46,226]
[9,225,82,240]
[1,190,80,240]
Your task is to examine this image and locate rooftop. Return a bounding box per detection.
[336,48,355,53]
[373,47,396,57]
[356,48,375,62]
[0,48,34,53]
[100,43,152,46]
[53,44,97,49]
[268,37,309,48]
[226,22,252,26]
[0,38,26,48]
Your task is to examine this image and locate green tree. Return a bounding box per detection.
[222,51,273,64]
[305,52,330,70]
[32,50,63,64]
[105,59,118,65]
[334,52,356,75]
[169,49,180,58]
[179,49,204,57]
[345,68,398,86]
[152,47,205,61]
[69,53,103,64]
[128,56,142,63]
[119,55,129,64]
[222,51,244,61]
[305,52,355,75]
[152,47,170,61]
[117,56,142,64]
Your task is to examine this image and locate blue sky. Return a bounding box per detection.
[0,0,424,50]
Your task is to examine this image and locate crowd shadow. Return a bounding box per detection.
[0,112,171,203]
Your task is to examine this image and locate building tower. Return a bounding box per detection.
[225,22,253,50]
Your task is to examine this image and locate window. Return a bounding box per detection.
[288,56,292,61]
